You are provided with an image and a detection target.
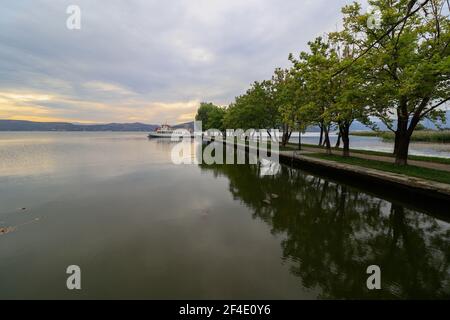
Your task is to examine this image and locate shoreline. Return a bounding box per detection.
[350,130,450,144]
[281,152,450,220]
[205,137,450,218]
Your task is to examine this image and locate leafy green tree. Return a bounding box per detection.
[195,102,226,131]
[271,68,298,146]
[327,30,371,157]
[341,0,450,165]
[290,37,341,154]
[223,81,278,135]
[200,0,449,163]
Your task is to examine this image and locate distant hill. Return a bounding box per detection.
[420,110,450,129]
[172,121,194,130]
[173,116,449,133]
[1,113,447,132]
[305,110,450,132]
[350,111,450,132]
[0,120,160,131]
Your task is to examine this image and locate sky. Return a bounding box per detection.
[0,0,368,124]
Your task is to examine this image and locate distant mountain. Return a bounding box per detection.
[348,110,450,132]
[303,122,373,132]
[420,110,450,129]
[172,121,194,130]
[0,120,159,132]
[172,114,450,133]
[2,112,447,132]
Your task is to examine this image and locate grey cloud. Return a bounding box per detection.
[0,0,367,123]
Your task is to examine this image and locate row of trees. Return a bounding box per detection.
[196,0,449,165]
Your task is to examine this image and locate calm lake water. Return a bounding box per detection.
[0,132,449,299]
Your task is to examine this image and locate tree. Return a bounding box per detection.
[271,68,298,146]
[223,81,278,135]
[328,29,371,157]
[290,37,341,154]
[341,0,450,165]
[195,102,226,131]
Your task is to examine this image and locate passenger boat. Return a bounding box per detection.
[148,124,194,138]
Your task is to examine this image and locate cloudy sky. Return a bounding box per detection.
[0,0,368,124]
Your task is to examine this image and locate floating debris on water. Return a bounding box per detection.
[0,226,15,235]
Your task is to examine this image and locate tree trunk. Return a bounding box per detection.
[394,132,411,165]
[394,114,410,165]
[319,123,324,146]
[394,97,408,157]
[298,130,302,150]
[394,97,428,164]
[341,124,350,157]
[335,131,342,148]
[323,125,332,155]
[393,131,400,156]
[281,124,291,147]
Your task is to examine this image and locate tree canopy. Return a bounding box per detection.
[195,0,449,164]
[195,102,226,131]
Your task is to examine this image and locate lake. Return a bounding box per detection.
[0,132,449,299]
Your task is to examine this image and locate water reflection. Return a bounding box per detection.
[1,133,448,299]
[199,161,450,299]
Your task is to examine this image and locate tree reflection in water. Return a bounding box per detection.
[199,159,450,299]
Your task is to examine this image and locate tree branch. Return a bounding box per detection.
[420,97,450,119]
[332,0,431,77]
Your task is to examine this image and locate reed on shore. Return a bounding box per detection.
[350,130,450,143]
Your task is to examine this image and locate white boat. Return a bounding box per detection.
[148,124,194,138]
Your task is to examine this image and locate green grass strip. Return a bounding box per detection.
[284,143,450,165]
[305,153,450,185]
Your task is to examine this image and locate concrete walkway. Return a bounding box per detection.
[204,137,450,204]
[292,145,450,173]
[279,150,450,199]
[203,137,450,172]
